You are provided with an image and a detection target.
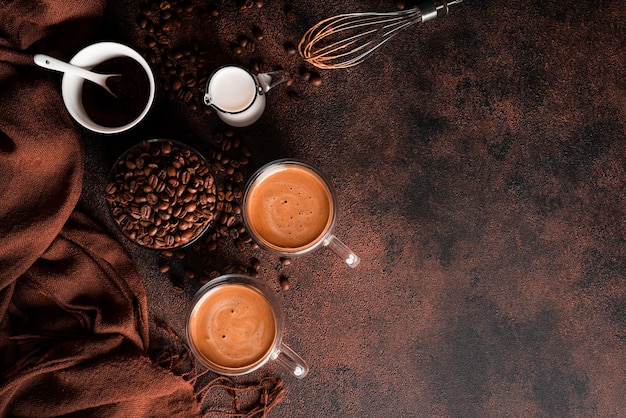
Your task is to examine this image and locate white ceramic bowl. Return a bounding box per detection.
[61,42,155,134]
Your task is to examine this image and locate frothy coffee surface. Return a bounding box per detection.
[189,284,276,370]
[245,164,333,251]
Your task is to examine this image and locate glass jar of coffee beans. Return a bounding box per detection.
[105,139,216,250]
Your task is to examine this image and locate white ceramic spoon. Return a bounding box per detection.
[34,54,120,98]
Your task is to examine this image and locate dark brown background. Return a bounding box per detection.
[74,0,625,416]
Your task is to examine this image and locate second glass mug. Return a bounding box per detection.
[242,159,360,268]
[186,274,309,378]
[203,65,289,127]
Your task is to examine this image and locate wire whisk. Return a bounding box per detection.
[298,0,463,70]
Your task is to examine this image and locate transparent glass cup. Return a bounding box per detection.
[242,159,360,268]
[186,274,309,379]
[203,65,289,127]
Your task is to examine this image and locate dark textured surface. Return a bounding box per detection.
[77,0,625,416]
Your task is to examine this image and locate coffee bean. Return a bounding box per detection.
[309,72,323,86]
[279,275,291,291]
[184,75,196,88]
[284,42,297,55]
[239,0,254,12]
[250,257,261,272]
[140,5,153,17]
[105,182,118,194]
[172,282,184,293]
[145,36,157,48]
[237,35,250,48]
[252,26,264,41]
[159,262,170,273]
[300,69,311,82]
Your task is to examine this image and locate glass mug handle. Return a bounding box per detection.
[323,234,360,268]
[272,342,309,379]
[256,70,290,95]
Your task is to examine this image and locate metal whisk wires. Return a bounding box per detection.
[298,8,421,70]
[298,1,463,70]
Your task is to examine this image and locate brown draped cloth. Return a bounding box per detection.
[0,1,199,415]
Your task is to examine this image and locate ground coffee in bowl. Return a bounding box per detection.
[82,56,151,128]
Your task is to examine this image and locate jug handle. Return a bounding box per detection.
[256,70,290,95]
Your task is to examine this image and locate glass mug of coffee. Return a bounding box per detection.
[203,66,289,127]
[186,274,309,378]
[242,159,360,268]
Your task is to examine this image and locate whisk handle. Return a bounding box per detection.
[419,0,463,23]
[419,2,438,22]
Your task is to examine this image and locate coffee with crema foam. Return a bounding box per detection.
[188,284,277,370]
[244,164,334,252]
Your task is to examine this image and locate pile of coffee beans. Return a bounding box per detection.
[106,139,216,249]
[137,0,213,112]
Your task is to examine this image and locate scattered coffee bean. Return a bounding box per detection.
[252,26,264,41]
[239,0,254,12]
[279,275,291,291]
[159,261,171,273]
[280,257,292,266]
[238,35,249,48]
[284,5,296,20]
[172,281,185,293]
[284,42,297,55]
[299,68,311,82]
[309,72,322,86]
[250,257,261,272]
